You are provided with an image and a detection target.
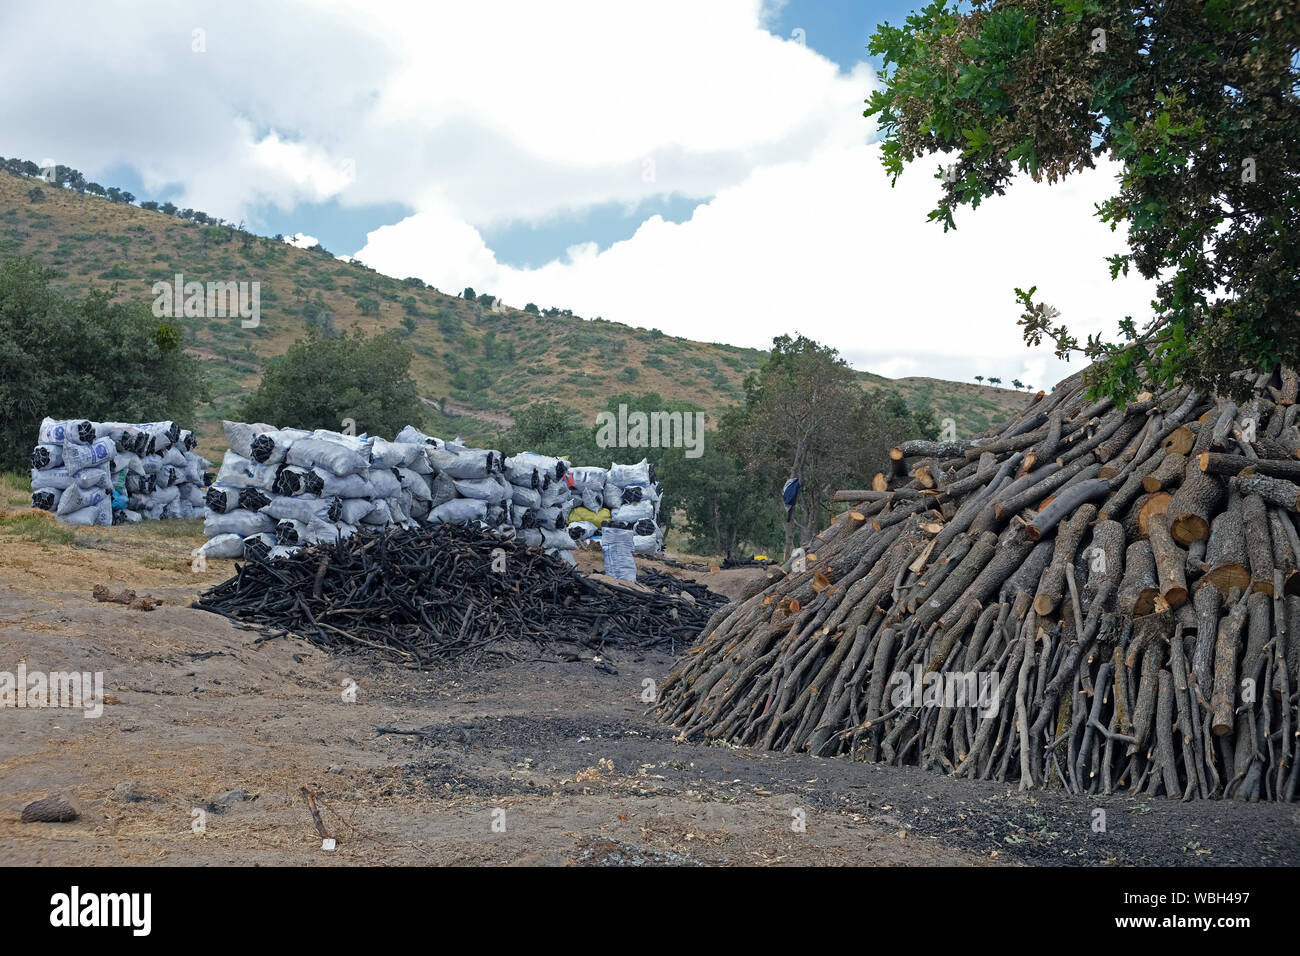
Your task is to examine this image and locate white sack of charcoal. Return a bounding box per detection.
[56,482,110,517]
[215,450,280,490]
[509,482,544,510]
[283,436,371,476]
[30,442,64,470]
[361,498,395,526]
[424,471,458,510]
[600,526,637,581]
[513,527,544,548]
[29,488,57,511]
[394,424,452,449]
[204,507,277,538]
[451,474,511,503]
[632,529,664,554]
[221,420,280,459]
[539,527,576,551]
[61,497,112,526]
[270,465,325,498]
[61,436,114,474]
[38,417,95,446]
[369,438,428,471]
[566,520,599,542]
[394,467,432,502]
[197,532,246,559]
[362,467,403,500]
[241,532,277,560]
[275,516,357,546]
[336,498,376,525]
[427,444,503,480]
[310,466,373,498]
[503,452,569,489]
[608,458,653,487]
[610,499,656,525]
[260,494,343,526]
[429,497,488,524]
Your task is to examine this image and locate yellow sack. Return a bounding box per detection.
[569,506,610,526]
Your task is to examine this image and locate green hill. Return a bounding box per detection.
[0,169,1032,449]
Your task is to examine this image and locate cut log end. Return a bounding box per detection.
[1170,514,1210,546]
[1200,563,1250,597]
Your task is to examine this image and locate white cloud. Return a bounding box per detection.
[2,0,1155,389]
[283,232,321,249]
[355,144,1155,389]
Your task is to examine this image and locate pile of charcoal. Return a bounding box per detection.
[195,524,723,666]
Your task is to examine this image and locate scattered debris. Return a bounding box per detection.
[92,584,161,611]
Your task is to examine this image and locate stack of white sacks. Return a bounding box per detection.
[603,459,664,554]
[198,420,667,563]
[200,421,513,561]
[30,418,210,526]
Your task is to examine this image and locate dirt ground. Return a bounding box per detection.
[1,514,1296,867]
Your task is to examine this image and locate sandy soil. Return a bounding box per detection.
[1,518,1296,866]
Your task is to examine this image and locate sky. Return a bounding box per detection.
[0,0,1158,391]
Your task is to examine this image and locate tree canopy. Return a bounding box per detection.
[721,335,938,554]
[865,0,1298,403]
[240,328,423,438]
[0,258,208,472]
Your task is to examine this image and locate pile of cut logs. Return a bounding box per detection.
[658,367,1300,801]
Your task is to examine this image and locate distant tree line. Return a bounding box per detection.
[3,153,252,235]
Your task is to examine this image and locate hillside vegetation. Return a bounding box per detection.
[0,169,1030,449]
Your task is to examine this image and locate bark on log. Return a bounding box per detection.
[1148,513,1189,610]
[1168,470,1226,545]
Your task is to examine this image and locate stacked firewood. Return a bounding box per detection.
[658,367,1300,801]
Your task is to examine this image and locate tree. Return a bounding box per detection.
[974,375,984,384]
[988,376,1003,387]
[26,186,43,203]
[461,287,476,301]
[240,328,423,437]
[498,401,593,459]
[1011,378,1024,390]
[524,303,539,314]
[0,259,208,471]
[865,1,1299,404]
[721,335,937,557]
[655,438,778,559]
[160,201,177,216]
[86,182,105,197]
[303,297,335,337]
